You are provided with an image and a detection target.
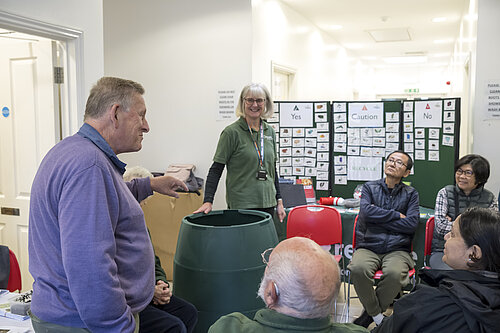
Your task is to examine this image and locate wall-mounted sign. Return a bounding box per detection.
[485,81,500,119]
[2,106,9,118]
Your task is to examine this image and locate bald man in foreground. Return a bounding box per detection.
[208,237,368,333]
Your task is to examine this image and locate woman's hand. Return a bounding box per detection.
[194,202,213,214]
[277,199,286,222]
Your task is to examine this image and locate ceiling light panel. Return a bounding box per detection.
[367,28,411,42]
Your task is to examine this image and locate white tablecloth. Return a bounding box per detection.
[0,291,33,333]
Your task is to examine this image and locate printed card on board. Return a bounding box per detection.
[347,156,382,181]
[280,103,313,127]
[333,102,347,112]
[348,102,384,127]
[415,100,443,128]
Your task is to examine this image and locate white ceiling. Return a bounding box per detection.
[280,0,471,68]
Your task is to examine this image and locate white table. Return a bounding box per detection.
[0,292,33,333]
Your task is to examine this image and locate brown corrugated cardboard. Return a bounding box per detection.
[141,191,203,280]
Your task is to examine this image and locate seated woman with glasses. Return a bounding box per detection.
[373,207,500,333]
[430,154,498,269]
[194,83,286,224]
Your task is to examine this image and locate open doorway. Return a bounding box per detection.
[0,11,83,291]
[272,62,296,101]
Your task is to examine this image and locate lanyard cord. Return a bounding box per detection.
[247,122,264,167]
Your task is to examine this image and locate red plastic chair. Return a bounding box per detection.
[346,216,416,320]
[423,217,435,269]
[7,249,22,292]
[287,205,342,262]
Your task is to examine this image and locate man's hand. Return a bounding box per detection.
[153,280,172,305]
[193,202,213,214]
[150,175,188,198]
[399,213,406,218]
[277,200,286,223]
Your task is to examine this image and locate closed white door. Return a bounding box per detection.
[0,38,56,291]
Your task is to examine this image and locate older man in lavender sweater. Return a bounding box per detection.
[28,77,187,333]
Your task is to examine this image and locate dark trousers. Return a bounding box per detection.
[139,295,198,333]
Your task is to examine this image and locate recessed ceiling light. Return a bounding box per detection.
[433,38,454,44]
[343,43,363,49]
[384,56,428,64]
[328,24,343,30]
[293,26,310,34]
[432,17,447,23]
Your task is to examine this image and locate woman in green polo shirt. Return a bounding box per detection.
[194,83,286,223]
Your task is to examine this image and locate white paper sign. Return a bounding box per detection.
[347,156,382,181]
[415,100,443,128]
[348,102,384,127]
[217,89,236,120]
[279,103,314,127]
[485,82,500,119]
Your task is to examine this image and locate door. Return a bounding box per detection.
[0,37,56,291]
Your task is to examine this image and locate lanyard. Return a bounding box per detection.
[248,122,264,167]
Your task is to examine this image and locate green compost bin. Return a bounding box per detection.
[173,209,279,333]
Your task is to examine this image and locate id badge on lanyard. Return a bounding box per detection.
[248,122,267,181]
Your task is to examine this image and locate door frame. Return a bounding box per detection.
[0,10,83,136]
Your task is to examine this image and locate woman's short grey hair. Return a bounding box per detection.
[235,83,274,119]
[84,77,145,120]
[123,166,153,182]
[257,249,339,319]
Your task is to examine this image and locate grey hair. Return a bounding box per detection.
[257,249,339,319]
[84,77,145,120]
[123,166,153,182]
[235,83,274,119]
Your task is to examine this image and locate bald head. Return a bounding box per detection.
[258,237,340,319]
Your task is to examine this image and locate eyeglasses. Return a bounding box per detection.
[261,247,274,265]
[260,248,280,296]
[456,168,474,177]
[386,157,407,168]
[244,98,266,105]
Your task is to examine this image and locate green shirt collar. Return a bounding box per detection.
[254,308,332,331]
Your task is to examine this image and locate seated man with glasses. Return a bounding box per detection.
[430,154,497,269]
[208,237,368,333]
[348,150,419,328]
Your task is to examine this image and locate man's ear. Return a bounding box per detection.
[402,169,411,178]
[263,280,279,308]
[109,103,120,129]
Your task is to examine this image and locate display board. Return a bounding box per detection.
[269,101,331,199]
[272,98,460,209]
[330,99,460,208]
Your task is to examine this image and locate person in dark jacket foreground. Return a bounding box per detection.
[348,151,419,328]
[374,207,500,333]
[208,237,369,333]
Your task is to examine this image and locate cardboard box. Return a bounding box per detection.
[141,191,203,280]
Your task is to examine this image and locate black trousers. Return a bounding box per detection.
[139,295,198,333]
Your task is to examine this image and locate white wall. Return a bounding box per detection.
[0,0,104,121]
[103,0,252,210]
[449,0,478,156]
[472,0,500,196]
[252,0,355,100]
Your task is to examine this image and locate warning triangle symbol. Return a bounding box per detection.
[293,105,299,111]
[362,105,368,111]
[426,104,430,109]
